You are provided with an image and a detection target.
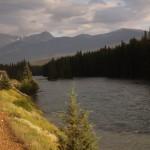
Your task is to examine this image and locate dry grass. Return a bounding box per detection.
[0,89,64,150]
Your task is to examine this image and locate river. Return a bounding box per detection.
[34,76,150,150]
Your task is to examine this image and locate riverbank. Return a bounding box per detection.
[0,112,26,150]
[0,88,63,150]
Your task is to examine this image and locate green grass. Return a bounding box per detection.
[0,89,64,150]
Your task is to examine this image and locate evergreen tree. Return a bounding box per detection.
[0,77,11,89]
[0,71,11,89]
[40,29,150,80]
[62,91,98,150]
[48,58,58,80]
[22,62,32,80]
[78,112,99,150]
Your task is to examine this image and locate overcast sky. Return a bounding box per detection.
[0,0,150,36]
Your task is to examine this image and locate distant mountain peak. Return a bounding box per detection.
[0,28,144,64]
[39,31,54,38]
[22,31,54,43]
[0,33,19,48]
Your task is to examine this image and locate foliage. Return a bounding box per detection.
[0,89,64,150]
[0,60,39,95]
[19,79,39,95]
[22,62,32,80]
[0,78,11,89]
[41,30,150,80]
[0,71,11,89]
[32,65,43,76]
[60,91,98,150]
[0,60,32,81]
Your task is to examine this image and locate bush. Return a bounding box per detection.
[0,78,11,90]
[19,79,39,95]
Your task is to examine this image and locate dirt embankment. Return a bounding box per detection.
[0,112,27,150]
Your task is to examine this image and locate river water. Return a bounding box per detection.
[35,76,150,150]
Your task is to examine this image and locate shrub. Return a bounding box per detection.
[19,79,39,95]
[61,91,99,150]
[0,78,11,90]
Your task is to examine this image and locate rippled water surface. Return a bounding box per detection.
[35,76,150,150]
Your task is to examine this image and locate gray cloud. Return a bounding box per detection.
[94,7,130,24]
[0,0,44,14]
[0,0,149,36]
[48,4,86,21]
[89,0,105,4]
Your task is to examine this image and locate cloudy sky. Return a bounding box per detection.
[0,0,150,36]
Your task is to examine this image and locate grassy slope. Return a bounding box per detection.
[0,88,64,150]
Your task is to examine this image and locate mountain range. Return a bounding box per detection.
[0,34,19,48]
[0,28,144,64]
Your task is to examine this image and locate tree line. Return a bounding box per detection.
[1,30,150,81]
[36,30,150,80]
[0,60,39,95]
[0,60,31,81]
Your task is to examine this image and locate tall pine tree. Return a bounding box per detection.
[62,91,98,150]
[22,62,32,80]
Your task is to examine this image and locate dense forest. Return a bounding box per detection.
[0,60,38,95]
[34,30,150,80]
[1,31,150,81]
[0,60,32,80]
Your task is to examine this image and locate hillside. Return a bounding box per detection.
[0,112,26,150]
[0,28,144,64]
[0,33,19,48]
[0,89,63,150]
